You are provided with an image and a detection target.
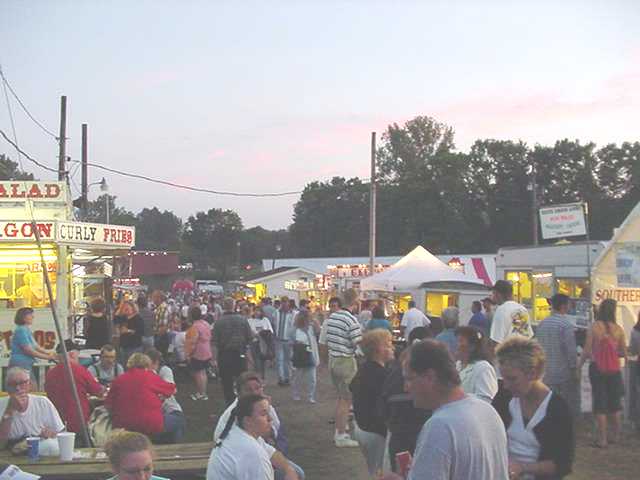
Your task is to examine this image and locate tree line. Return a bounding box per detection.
[3,115,639,279]
[291,116,640,256]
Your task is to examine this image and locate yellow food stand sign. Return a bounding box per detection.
[0,181,135,366]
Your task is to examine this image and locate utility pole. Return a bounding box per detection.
[80,124,88,219]
[58,96,67,181]
[531,162,539,246]
[369,132,377,276]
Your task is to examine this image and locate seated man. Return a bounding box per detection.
[88,344,124,387]
[45,341,105,442]
[0,367,65,454]
[146,348,185,444]
[214,371,304,480]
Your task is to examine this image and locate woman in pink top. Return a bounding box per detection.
[185,306,212,401]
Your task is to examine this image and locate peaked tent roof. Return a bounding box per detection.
[360,245,485,292]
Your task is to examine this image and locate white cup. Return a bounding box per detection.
[57,432,75,462]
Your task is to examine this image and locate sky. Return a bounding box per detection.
[1,0,639,229]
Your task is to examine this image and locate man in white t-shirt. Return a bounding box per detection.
[0,367,64,452]
[401,301,431,342]
[381,340,509,480]
[489,280,533,348]
[489,280,533,406]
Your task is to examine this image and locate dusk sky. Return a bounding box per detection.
[1,1,639,229]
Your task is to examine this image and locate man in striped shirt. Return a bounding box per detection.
[535,293,578,417]
[325,288,362,447]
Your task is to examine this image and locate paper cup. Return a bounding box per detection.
[57,432,75,462]
[26,437,40,461]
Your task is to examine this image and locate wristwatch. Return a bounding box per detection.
[2,412,14,421]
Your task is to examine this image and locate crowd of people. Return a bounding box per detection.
[1,278,635,479]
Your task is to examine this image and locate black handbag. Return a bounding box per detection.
[291,330,314,368]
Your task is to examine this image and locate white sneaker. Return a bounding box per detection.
[334,434,358,448]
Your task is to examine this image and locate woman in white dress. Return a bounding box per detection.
[455,326,498,403]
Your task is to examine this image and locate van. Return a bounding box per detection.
[195,280,224,295]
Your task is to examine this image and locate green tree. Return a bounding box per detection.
[239,226,290,267]
[183,208,243,280]
[291,177,369,257]
[135,207,182,251]
[465,139,531,249]
[0,154,35,180]
[375,116,475,253]
[84,194,137,226]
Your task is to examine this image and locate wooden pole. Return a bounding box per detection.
[58,96,67,181]
[81,124,88,219]
[369,132,377,276]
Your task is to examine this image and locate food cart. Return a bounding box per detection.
[0,181,135,384]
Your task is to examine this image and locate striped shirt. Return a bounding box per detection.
[535,313,577,384]
[326,309,362,358]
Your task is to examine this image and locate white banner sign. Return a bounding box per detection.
[539,203,587,239]
[0,181,67,203]
[0,221,56,241]
[57,221,135,248]
[616,243,640,287]
[0,220,134,248]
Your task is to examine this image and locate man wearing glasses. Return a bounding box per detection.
[381,340,509,480]
[0,367,64,452]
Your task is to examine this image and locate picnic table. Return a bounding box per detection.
[0,441,213,479]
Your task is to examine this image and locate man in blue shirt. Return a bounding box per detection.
[435,307,459,358]
[468,301,490,336]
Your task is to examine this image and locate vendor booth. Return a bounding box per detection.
[592,202,640,335]
[496,241,606,327]
[360,246,488,324]
[237,266,328,304]
[0,181,135,385]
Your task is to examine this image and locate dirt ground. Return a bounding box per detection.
[178,365,639,479]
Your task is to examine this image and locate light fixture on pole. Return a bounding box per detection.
[99,177,109,224]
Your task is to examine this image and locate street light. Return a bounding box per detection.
[89,177,109,223]
[271,244,282,270]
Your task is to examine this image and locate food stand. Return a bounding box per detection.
[360,246,488,324]
[496,241,605,327]
[0,181,135,383]
[238,266,329,305]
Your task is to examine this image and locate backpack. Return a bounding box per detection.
[594,333,620,374]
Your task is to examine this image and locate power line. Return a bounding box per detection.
[0,66,58,139]
[0,128,60,173]
[0,131,302,197]
[69,159,303,197]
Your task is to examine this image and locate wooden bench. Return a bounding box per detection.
[0,441,213,479]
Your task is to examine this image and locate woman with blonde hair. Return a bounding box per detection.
[115,300,144,366]
[578,298,627,447]
[106,353,176,439]
[105,429,168,480]
[350,329,395,477]
[288,309,319,402]
[494,337,574,480]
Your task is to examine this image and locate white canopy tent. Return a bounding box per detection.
[360,246,488,319]
[360,245,485,292]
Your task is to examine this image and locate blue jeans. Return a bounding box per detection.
[293,366,317,401]
[275,340,292,382]
[155,410,185,444]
